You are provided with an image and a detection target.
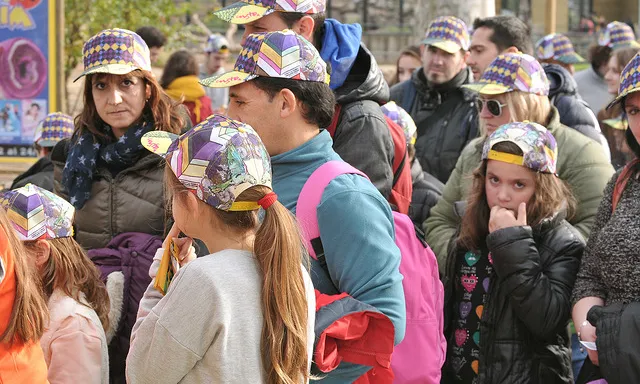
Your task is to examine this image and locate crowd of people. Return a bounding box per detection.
[3,1,640,383]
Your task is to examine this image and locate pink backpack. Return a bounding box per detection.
[296,160,446,384]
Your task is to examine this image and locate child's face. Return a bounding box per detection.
[485,159,536,213]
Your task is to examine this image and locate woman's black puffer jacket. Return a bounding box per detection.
[442,212,585,384]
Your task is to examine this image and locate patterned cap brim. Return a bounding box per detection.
[422,39,463,54]
[607,87,640,110]
[142,131,180,157]
[200,70,258,88]
[37,138,63,147]
[557,52,585,64]
[462,83,512,95]
[214,2,274,24]
[73,64,142,82]
[611,40,640,50]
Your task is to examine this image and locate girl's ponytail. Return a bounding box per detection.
[166,167,311,383]
[254,195,310,384]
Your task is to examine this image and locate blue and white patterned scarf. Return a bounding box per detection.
[62,121,155,209]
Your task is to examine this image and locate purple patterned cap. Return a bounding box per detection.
[463,52,549,96]
[599,21,640,49]
[74,28,152,82]
[142,114,272,211]
[381,102,417,146]
[0,184,75,241]
[214,0,325,24]
[608,52,640,109]
[34,112,74,147]
[535,34,585,64]
[422,16,470,54]
[482,121,558,174]
[201,29,330,88]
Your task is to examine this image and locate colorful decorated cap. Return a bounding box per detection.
[205,34,230,54]
[74,28,152,82]
[599,21,640,49]
[33,112,74,147]
[142,114,272,211]
[201,29,329,88]
[463,53,549,96]
[214,0,325,24]
[421,16,470,54]
[0,184,75,241]
[535,33,585,64]
[607,52,640,110]
[482,121,558,174]
[381,102,417,146]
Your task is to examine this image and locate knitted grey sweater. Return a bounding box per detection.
[572,170,640,305]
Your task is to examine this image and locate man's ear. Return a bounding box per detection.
[34,240,51,268]
[504,46,520,54]
[462,51,471,68]
[278,89,297,119]
[293,15,316,43]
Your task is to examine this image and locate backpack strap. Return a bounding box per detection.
[612,158,640,212]
[384,115,412,213]
[385,115,408,187]
[296,161,368,264]
[400,80,417,112]
[325,104,343,138]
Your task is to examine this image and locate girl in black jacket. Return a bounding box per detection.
[442,121,585,384]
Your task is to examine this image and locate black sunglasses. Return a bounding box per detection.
[476,98,508,117]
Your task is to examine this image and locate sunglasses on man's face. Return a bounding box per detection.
[476,98,508,117]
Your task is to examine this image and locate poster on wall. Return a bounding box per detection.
[0,0,58,157]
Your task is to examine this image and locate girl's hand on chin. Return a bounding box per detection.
[163,223,196,267]
[489,202,527,233]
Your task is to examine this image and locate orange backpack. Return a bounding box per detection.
[326,104,413,214]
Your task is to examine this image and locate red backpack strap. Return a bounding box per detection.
[296,160,368,260]
[326,104,342,137]
[384,116,413,214]
[612,158,640,212]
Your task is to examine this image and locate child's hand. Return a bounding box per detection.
[579,322,599,366]
[163,223,196,267]
[489,202,527,233]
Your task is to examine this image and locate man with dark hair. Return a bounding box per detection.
[467,15,533,79]
[203,29,406,383]
[135,26,166,64]
[467,15,608,157]
[213,0,397,201]
[389,16,478,184]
